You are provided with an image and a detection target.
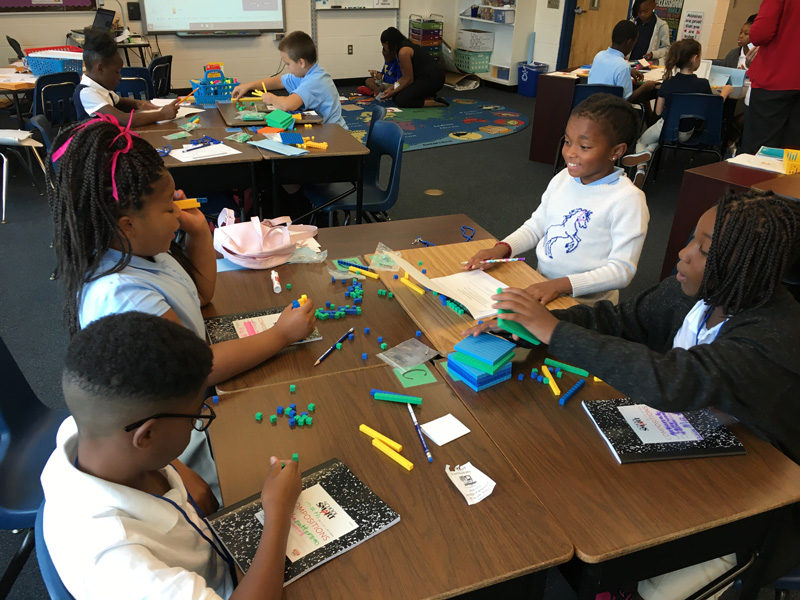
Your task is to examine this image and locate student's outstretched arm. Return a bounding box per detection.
[231,457,301,600]
[94,100,179,126]
[162,301,316,386]
[231,75,284,99]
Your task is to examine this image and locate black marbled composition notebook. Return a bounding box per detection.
[209,458,400,585]
[582,399,746,464]
[204,307,322,345]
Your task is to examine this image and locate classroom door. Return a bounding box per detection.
[568,0,632,67]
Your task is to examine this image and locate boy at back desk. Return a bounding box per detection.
[41,312,301,599]
[589,21,658,117]
[74,29,178,126]
[232,30,346,128]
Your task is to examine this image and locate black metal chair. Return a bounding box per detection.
[33,72,79,126]
[148,55,173,98]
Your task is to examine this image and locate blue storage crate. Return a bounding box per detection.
[24,45,83,77]
[190,66,238,105]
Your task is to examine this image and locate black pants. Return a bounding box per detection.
[393,70,446,108]
[742,88,800,154]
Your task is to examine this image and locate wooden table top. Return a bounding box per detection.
[137,127,264,168]
[204,259,434,393]
[435,355,800,563]
[376,240,577,355]
[133,105,229,133]
[208,367,573,598]
[754,172,800,200]
[215,101,323,127]
[254,124,369,161]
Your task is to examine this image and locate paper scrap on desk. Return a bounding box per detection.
[617,404,703,445]
[445,463,495,505]
[255,483,358,562]
[727,153,786,174]
[422,414,471,446]
[169,143,241,163]
[341,104,364,111]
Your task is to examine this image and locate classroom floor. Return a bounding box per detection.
[0,83,793,600]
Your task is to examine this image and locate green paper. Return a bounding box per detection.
[392,363,437,388]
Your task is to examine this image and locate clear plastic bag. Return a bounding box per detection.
[377,338,437,372]
[368,242,402,272]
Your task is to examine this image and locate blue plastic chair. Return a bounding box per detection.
[32,71,79,127]
[116,67,153,101]
[0,336,69,597]
[366,104,387,146]
[35,502,75,599]
[553,85,625,174]
[148,55,173,98]
[651,93,724,181]
[304,119,404,226]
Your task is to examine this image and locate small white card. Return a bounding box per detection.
[617,404,704,444]
[445,463,496,505]
[421,414,470,446]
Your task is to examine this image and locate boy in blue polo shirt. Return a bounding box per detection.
[232,31,345,128]
[589,20,657,105]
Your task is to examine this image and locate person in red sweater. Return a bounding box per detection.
[742,0,800,153]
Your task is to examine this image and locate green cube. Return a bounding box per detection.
[289,384,296,393]
[380,343,387,350]
[308,403,315,411]
[292,453,299,462]
[418,260,423,266]
[336,343,342,350]
[255,412,263,421]
[286,283,292,290]
[306,416,313,425]
[269,415,277,424]
[388,292,393,299]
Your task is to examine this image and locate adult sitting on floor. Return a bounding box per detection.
[378,27,448,108]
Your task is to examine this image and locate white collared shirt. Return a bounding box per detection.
[672,300,727,349]
[78,74,121,117]
[41,418,234,600]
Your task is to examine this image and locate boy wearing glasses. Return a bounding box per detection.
[41,312,301,599]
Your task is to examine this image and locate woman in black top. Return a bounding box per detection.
[379,27,446,108]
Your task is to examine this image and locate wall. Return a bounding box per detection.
[676,0,729,58]
[0,0,449,86]
[532,0,565,70]
[716,0,761,60]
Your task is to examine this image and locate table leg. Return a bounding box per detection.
[355,155,364,224]
[12,90,24,127]
[122,47,131,67]
[136,47,147,67]
[249,162,258,222]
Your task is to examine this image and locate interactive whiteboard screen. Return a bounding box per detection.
[141,0,285,34]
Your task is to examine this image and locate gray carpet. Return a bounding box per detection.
[0,83,792,600]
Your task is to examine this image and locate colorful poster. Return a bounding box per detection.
[682,11,704,41]
[655,0,685,43]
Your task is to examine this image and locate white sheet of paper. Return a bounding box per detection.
[642,67,665,82]
[169,143,241,163]
[144,99,205,123]
[727,153,786,174]
[445,463,496,505]
[421,414,471,446]
[256,483,359,562]
[617,404,704,444]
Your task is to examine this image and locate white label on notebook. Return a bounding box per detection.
[618,404,703,444]
[232,314,280,338]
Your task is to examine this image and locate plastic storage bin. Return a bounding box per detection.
[24,45,83,77]
[517,62,548,97]
[190,65,238,105]
[454,49,492,73]
[785,150,800,175]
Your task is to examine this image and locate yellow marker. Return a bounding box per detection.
[593,376,604,383]
[174,198,201,210]
[372,438,414,471]
[400,277,425,295]
[262,82,267,96]
[359,424,402,452]
[348,265,379,280]
[542,366,561,396]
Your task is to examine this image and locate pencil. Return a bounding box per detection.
[407,403,433,463]
[178,88,197,105]
[460,258,526,264]
[313,327,354,366]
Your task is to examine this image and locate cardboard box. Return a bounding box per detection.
[457,29,495,52]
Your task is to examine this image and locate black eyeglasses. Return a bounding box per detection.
[123,402,216,433]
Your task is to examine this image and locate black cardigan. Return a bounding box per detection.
[548,277,800,464]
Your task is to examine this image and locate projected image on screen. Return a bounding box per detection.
[142,0,285,33]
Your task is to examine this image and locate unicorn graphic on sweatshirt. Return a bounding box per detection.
[543,208,593,259]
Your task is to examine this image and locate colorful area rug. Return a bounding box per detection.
[340,97,529,152]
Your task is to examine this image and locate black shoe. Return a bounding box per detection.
[433,96,450,107]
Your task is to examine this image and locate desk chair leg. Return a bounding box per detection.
[1,151,7,224]
[355,157,364,225]
[0,528,34,598]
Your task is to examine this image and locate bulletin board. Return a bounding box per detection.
[0,0,96,12]
[655,0,685,43]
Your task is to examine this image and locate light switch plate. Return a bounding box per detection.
[547,0,560,8]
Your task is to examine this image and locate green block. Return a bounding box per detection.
[544,358,590,378]
[451,351,515,375]
[388,292,393,299]
[269,415,277,424]
[296,416,305,426]
[543,377,549,385]
[380,343,387,350]
[373,392,422,405]
[255,412,263,421]
[418,260,423,266]
[432,291,438,296]
[286,283,292,290]
[307,403,315,411]
[292,453,299,462]
[289,384,296,393]
[557,371,563,378]
[336,343,342,350]
[306,416,313,424]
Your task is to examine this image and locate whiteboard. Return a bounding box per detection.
[141,0,286,34]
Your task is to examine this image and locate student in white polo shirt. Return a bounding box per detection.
[41,312,301,599]
[74,28,179,125]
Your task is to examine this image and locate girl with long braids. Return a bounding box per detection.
[466,189,800,598]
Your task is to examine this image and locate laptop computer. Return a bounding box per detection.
[92,8,116,32]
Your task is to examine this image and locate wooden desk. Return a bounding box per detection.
[754,172,800,199]
[117,40,150,67]
[254,124,370,223]
[436,355,800,597]
[0,67,35,125]
[660,162,784,280]
[215,101,323,127]
[133,106,228,133]
[204,260,434,393]
[138,127,263,168]
[208,367,573,599]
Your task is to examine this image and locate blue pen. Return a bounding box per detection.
[313,327,353,366]
[407,403,433,463]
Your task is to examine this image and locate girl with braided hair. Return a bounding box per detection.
[466,189,800,599]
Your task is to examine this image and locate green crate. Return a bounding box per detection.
[454,48,492,73]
